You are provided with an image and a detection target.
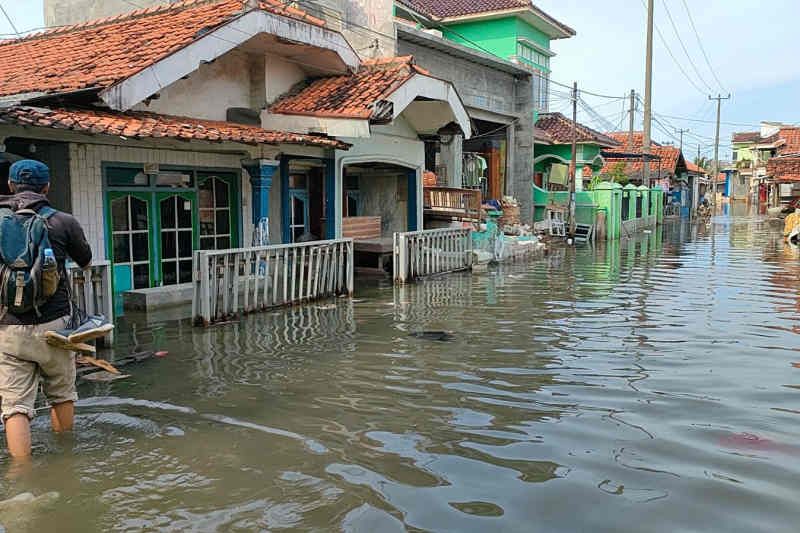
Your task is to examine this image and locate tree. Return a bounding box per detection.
[601,161,629,185]
[694,156,710,171]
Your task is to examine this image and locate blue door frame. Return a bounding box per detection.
[281,156,336,243]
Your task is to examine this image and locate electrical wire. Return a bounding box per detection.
[640,0,706,96]
[680,0,727,93]
[0,1,20,36]
[660,0,714,93]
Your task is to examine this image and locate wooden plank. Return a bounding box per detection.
[263,251,271,306]
[232,253,240,315]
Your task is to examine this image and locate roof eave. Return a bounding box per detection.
[99,8,360,111]
[439,8,575,39]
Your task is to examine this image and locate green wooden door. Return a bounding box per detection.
[155,191,197,286]
[107,192,154,296]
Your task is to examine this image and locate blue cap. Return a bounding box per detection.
[9,160,50,185]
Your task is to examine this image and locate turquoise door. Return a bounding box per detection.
[108,192,154,309]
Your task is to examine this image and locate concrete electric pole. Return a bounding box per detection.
[628,89,636,150]
[709,94,731,211]
[675,128,689,153]
[642,0,654,187]
[569,81,578,237]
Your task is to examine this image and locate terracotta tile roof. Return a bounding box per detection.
[768,155,800,182]
[396,0,575,36]
[606,131,663,149]
[0,0,325,99]
[533,126,553,144]
[0,106,348,149]
[732,131,760,144]
[601,145,685,178]
[270,56,426,120]
[535,112,620,147]
[685,161,706,174]
[778,127,800,154]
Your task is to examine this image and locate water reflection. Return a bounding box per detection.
[3,214,800,531]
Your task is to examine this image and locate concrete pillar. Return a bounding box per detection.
[439,134,463,188]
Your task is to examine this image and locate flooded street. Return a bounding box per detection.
[3,211,800,532]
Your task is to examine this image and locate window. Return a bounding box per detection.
[198,176,233,250]
[516,43,550,70]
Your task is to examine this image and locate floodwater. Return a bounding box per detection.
[3,208,800,532]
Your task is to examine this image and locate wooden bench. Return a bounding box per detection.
[343,216,393,274]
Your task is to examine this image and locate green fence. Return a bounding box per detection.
[533,184,664,240]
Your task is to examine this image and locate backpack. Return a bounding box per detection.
[0,205,60,314]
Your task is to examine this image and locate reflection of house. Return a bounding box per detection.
[0,0,470,308]
[533,113,620,190]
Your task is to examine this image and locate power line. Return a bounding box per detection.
[680,0,727,93]
[660,0,714,93]
[639,0,705,96]
[0,1,20,36]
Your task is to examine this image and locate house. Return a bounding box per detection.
[602,133,687,189]
[533,112,620,191]
[394,0,575,221]
[732,123,800,206]
[395,23,533,222]
[0,0,471,309]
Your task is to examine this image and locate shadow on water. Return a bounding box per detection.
[2,213,800,531]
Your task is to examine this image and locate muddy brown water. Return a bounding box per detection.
[2,210,799,532]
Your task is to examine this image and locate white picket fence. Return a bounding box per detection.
[67,260,114,344]
[193,239,354,326]
[393,228,473,284]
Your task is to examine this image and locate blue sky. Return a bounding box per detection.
[1,0,797,160]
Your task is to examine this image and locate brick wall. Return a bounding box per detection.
[68,143,251,261]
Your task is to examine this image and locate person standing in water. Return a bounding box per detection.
[0,160,92,459]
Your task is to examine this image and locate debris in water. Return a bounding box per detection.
[315,304,337,311]
[409,331,455,342]
[82,371,131,383]
[155,350,169,358]
[77,356,120,374]
[792,362,800,368]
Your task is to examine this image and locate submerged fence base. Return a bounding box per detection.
[193,239,354,326]
[394,228,473,284]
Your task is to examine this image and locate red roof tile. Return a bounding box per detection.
[397,0,574,36]
[0,0,325,99]
[601,145,685,178]
[732,131,760,144]
[778,127,800,154]
[0,106,348,149]
[606,131,663,149]
[768,155,800,182]
[535,112,620,147]
[685,161,706,174]
[270,56,422,120]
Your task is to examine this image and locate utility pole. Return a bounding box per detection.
[675,128,689,153]
[709,94,731,211]
[642,0,654,188]
[568,81,578,238]
[628,89,636,150]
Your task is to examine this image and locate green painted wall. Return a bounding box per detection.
[516,19,551,49]
[442,15,554,66]
[444,18,519,59]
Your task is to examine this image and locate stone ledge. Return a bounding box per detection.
[122,283,193,311]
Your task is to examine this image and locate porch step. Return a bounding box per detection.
[122,283,193,311]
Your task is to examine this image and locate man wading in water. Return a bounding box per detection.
[0,160,93,459]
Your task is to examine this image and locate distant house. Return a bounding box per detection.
[601,133,687,190]
[766,126,800,205]
[532,112,620,190]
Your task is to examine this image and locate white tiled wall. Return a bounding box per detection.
[68,143,252,261]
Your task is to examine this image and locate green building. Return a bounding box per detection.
[394,0,575,113]
[533,112,621,191]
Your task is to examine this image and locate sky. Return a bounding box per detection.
[2,0,799,161]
